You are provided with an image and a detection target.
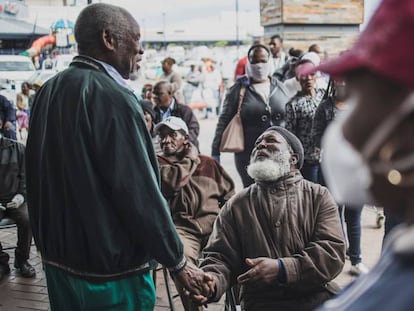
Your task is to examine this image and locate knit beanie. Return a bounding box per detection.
[264,126,304,169]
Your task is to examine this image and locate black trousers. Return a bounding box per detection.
[0,202,32,266]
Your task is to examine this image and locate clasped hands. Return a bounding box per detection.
[175,257,279,306]
[0,194,24,211]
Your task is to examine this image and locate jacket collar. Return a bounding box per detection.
[71,55,106,72]
[71,55,133,91]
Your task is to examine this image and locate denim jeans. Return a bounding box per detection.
[339,205,363,265]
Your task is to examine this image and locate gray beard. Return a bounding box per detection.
[247,150,291,182]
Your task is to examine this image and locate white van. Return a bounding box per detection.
[0,55,36,101]
[0,55,36,83]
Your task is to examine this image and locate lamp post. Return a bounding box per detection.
[162,12,166,48]
[235,0,240,58]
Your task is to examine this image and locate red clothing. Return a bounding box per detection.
[234,56,247,81]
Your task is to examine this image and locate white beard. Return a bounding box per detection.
[247,150,291,182]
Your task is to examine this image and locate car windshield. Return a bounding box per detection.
[0,61,35,71]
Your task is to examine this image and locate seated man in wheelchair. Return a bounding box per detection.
[155,116,235,311]
[196,127,345,311]
[0,133,35,281]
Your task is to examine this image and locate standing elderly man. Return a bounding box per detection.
[26,4,210,310]
[196,126,345,311]
[153,80,200,149]
[299,0,414,309]
[155,116,235,311]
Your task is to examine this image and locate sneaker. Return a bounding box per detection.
[0,264,11,282]
[14,260,36,278]
[350,263,369,276]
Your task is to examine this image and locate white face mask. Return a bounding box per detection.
[322,92,414,206]
[322,114,373,206]
[246,62,271,82]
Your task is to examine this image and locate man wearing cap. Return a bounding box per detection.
[301,0,414,309]
[196,126,345,310]
[285,53,326,183]
[153,80,200,149]
[155,116,235,311]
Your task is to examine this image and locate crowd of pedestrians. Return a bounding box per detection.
[1,0,413,310]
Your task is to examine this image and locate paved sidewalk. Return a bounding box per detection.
[0,117,384,310]
[0,207,383,311]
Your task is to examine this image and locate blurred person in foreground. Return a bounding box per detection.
[212,44,290,187]
[26,3,211,310]
[155,116,235,311]
[303,0,414,309]
[197,126,345,310]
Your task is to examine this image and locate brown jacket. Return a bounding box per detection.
[200,171,345,311]
[158,147,235,236]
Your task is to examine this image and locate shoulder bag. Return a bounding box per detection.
[219,86,246,153]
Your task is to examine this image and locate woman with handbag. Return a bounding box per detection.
[211,44,291,187]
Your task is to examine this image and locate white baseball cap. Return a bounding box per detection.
[154,116,189,135]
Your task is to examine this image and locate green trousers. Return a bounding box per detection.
[44,265,155,311]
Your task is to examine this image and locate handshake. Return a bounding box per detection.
[173,261,216,305]
[0,194,24,211]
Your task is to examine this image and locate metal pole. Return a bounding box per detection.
[236,0,240,58]
[162,12,166,48]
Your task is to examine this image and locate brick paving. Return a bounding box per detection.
[0,117,384,310]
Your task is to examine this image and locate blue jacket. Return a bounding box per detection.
[318,225,414,311]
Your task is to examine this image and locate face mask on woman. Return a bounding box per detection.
[246,62,271,82]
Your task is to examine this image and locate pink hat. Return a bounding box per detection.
[313,0,414,90]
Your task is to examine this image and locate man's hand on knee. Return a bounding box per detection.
[6,194,24,209]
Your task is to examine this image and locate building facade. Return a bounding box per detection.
[260,0,364,56]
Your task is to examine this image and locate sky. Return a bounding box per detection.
[98,0,380,29]
[99,0,260,28]
[28,0,381,36]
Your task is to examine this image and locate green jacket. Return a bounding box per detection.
[26,56,183,281]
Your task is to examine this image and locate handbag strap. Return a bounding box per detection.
[236,86,246,114]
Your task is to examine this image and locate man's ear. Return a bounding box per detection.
[101,29,116,51]
[184,134,190,144]
[290,154,298,167]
